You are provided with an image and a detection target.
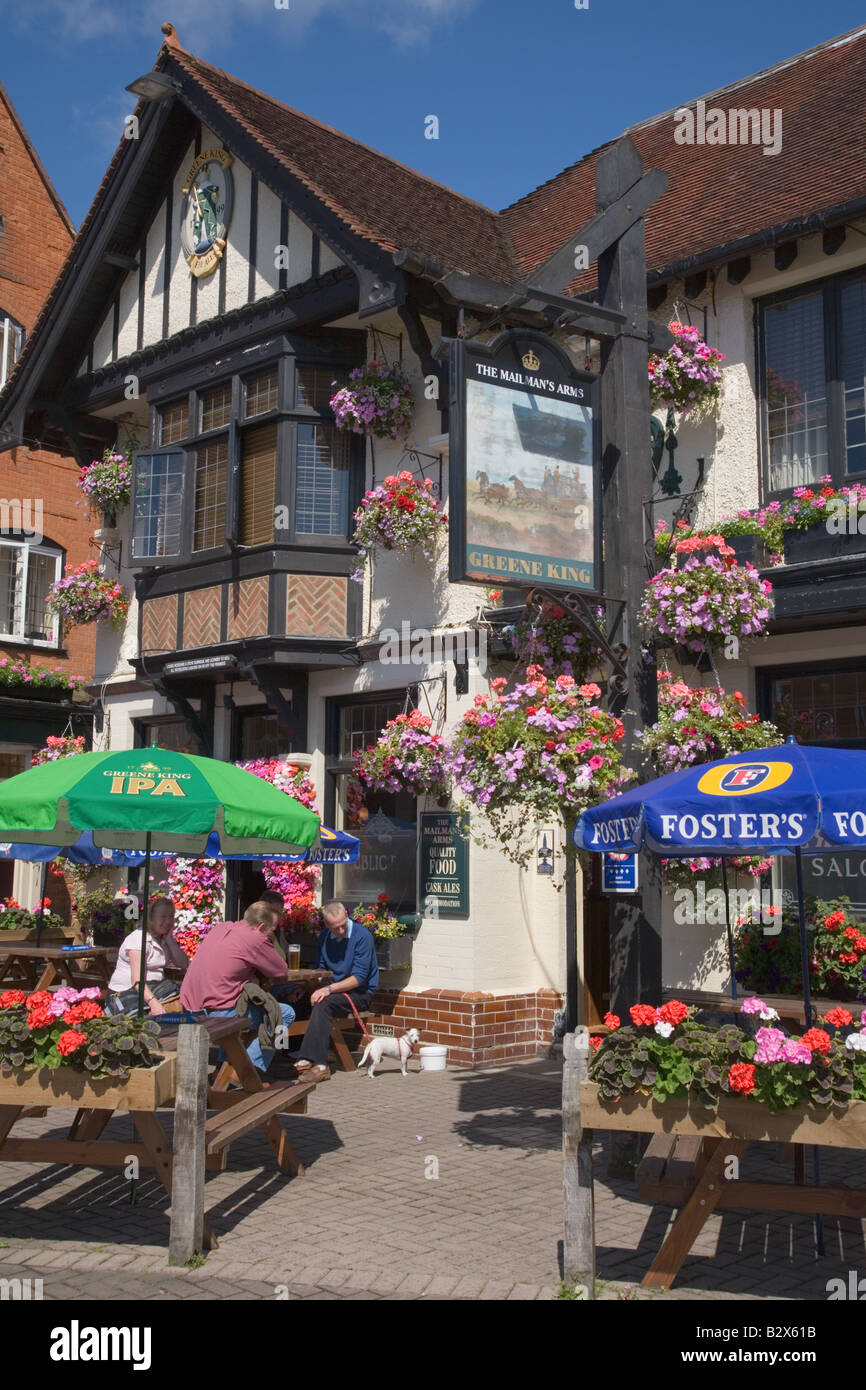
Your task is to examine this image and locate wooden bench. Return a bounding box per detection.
[288,1011,372,1072]
[637,1132,806,1209]
[205,1078,318,1177]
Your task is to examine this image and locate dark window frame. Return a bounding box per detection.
[757,263,866,503]
[756,657,866,751]
[134,346,363,569]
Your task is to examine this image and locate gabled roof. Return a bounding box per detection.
[501,23,866,289]
[166,39,517,283]
[0,80,75,240]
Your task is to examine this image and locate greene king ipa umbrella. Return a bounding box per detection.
[0,747,320,1017]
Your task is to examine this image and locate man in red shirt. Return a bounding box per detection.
[180,902,293,1075]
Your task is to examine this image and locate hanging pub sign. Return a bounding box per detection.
[448,329,600,593]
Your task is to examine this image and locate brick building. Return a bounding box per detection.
[0,81,95,904]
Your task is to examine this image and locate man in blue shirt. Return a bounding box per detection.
[295,900,379,1078]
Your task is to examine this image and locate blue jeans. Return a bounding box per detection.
[204,1001,295,1074]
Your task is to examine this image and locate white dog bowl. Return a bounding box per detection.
[419,1044,448,1071]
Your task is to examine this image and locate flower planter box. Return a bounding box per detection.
[374,936,413,970]
[783,522,866,565]
[579,1080,866,1148]
[0,1053,176,1111]
[0,925,76,943]
[0,686,76,702]
[725,534,769,569]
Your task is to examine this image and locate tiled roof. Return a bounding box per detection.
[169,46,517,282]
[501,24,866,289]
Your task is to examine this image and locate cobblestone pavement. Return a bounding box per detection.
[0,1057,861,1301]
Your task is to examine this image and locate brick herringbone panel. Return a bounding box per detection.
[286,575,347,637]
[226,576,269,641]
[182,586,221,647]
[140,594,178,654]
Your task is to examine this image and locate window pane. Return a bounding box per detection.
[238,712,291,759]
[240,422,277,545]
[160,400,189,445]
[296,365,347,410]
[193,441,228,552]
[140,720,202,755]
[339,700,402,759]
[245,370,278,418]
[841,277,866,476]
[763,292,828,491]
[333,774,417,910]
[132,453,184,559]
[295,423,348,535]
[0,543,21,636]
[24,551,57,641]
[0,749,31,780]
[200,384,232,433]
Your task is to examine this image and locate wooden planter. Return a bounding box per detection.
[725,534,770,569]
[0,1054,176,1111]
[580,1080,866,1148]
[0,926,76,944]
[783,522,866,565]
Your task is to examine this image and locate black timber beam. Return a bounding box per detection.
[823,226,846,256]
[774,241,798,271]
[104,251,139,272]
[524,167,668,296]
[647,284,668,311]
[727,256,751,284]
[683,270,707,299]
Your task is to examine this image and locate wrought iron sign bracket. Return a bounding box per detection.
[371,446,443,497]
[525,586,629,695]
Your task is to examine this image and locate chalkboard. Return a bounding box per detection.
[420,811,469,919]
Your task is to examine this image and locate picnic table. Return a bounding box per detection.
[0,943,114,991]
[0,1015,328,1260]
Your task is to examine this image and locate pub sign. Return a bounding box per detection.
[448,330,600,593]
[420,811,470,918]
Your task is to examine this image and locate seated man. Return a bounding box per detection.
[295,900,379,1079]
[179,902,294,1076]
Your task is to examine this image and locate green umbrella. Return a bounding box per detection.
[0,747,320,1018]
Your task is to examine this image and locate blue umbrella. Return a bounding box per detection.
[0,824,359,867]
[575,737,866,1026]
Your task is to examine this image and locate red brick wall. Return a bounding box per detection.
[0,87,92,685]
[0,446,95,682]
[366,987,564,1069]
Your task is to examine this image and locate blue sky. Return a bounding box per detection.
[2,0,865,228]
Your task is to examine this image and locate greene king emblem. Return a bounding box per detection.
[180,148,234,279]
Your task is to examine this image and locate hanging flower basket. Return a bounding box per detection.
[330,359,414,440]
[639,539,773,652]
[448,669,631,868]
[78,449,132,521]
[648,321,724,419]
[354,710,450,799]
[350,471,447,581]
[639,675,784,776]
[45,561,130,633]
[509,600,604,682]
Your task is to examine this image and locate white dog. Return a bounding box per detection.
[358,1028,421,1077]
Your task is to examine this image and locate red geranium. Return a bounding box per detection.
[27,1006,56,1031]
[603,1012,620,1030]
[801,1028,832,1056]
[630,1004,659,1028]
[590,1036,603,1051]
[728,1062,756,1094]
[824,911,846,930]
[855,937,866,954]
[658,999,689,1026]
[843,926,859,940]
[56,1030,87,1057]
[25,990,53,1011]
[0,989,27,1008]
[824,1007,853,1028]
[62,1001,104,1026]
[839,952,858,965]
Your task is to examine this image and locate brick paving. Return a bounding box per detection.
[0,1056,862,1300]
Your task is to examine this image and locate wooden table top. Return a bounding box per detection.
[156,1015,251,1049]
[285,968,333,984]
[0,943,112,959]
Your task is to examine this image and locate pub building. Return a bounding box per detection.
[3,20,866,1058]
[0,80,95,908]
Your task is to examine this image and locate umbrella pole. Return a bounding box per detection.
[36,859,49,947]
[794,848,813,1030]
[137,832,152,1021]
[720,859,737,1002]
[794,847,824,1253]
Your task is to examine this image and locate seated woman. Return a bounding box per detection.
[106,897,188,1017]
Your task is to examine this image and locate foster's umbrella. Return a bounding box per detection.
[574,737,866,1027]
[0,748,321,1016]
